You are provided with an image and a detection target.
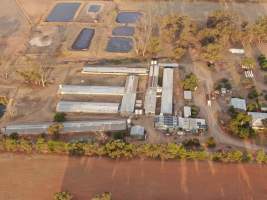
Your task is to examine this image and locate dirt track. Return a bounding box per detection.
[0,153,266,200]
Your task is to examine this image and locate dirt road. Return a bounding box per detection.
[0,153,266,200]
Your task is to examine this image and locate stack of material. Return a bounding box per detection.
[58,85,125,96]
[120,75,138,115]
[160,68,173,115]
[56,101,120,113]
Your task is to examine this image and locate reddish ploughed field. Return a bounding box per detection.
[0,153,266,200]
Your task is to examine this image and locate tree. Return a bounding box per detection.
[134,10,156,57]
[92,192,112,200]
[205,137,216,148]
[16,56,52,87]
[206,10,237,45]
[262,118,267,128]
[229,113,255,139]
[54,191,73,200]
[257,54,267,71]
[241,57,255,69]
[146,36,161,56]
[191,105,200,118]
[54,112,66,122]
[200,43,223,63]
[182,73,198,91]
[250,16,267,44]
[48,123,64,138]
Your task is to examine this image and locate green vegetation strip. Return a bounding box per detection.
[0,138,266,164]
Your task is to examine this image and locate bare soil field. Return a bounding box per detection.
[0,153,266,200]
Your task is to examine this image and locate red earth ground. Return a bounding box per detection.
[0,153,266,200]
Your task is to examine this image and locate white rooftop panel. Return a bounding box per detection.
[160,68,173,114]
[58,85,125,96]
[56,101,119,113]
[82,66,147,75]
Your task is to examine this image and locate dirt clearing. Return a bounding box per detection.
[0,153,266,200]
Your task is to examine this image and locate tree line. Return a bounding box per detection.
[0,138,266,164]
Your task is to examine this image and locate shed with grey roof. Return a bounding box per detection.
[58,84,125,96]
[160,68,173,115]
[120,75,138,115]
[82,66,148,75]
[2,120,127,135]
[248,112,267,129]
[56,101,120,113]
[230,98,246,111]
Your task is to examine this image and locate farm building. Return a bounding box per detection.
[230,98,247,111]
[82,66,148,75]
[178,117,207,133]
[2,120,127,135]
[248,112,267,130]
[160,68,173,115]
[58,85,125,96]
[145,64,159,115]
[120,75,138,115]
[184,106,191,118]
[130,125,145,140]
[184,90,192,100]
[154,115,178,131]
[56,101,120,113]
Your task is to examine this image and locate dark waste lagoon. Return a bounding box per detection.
[106,37,133,53]
[71,28,95,51]
[112,26,135,37]
[116,12,142,24]
[46,2,81,22]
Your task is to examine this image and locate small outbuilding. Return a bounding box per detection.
[184,90,192,100]
[130,125,145,140]
[230,98,246,111]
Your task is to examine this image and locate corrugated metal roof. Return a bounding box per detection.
[56,101,120,113]
[230,98,246,110]
[82,66,147,75]
[160,68,173,114]
[184,90,192,100]
[2,120,127,135]
[120,75,138,114]
[58,85,125,96]
[144,88,157,115]
[248,112,267,127]
[184,106,191,118]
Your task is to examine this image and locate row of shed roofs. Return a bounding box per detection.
[82,66,148,75]
[56,101,120,114]
[144,64,159,115]
[58,84,125,96]
[160,68,173,115]
[120,75,138,115]
[2,119,127,135]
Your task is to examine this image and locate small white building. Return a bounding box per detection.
[230,98,246,111]
[248,112,267,129]
[130,125,145,139]
[184,106,191,118]
[184,90,192,100]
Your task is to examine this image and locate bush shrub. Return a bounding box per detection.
[53,112,66,122]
